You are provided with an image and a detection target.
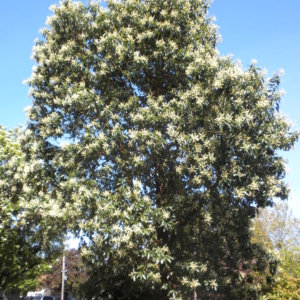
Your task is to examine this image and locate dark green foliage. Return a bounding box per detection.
[20,0,299,299]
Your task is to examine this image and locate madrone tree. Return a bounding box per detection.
[21,0,299,299]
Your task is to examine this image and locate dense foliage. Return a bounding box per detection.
[20,0,299,299]
[0,127,55,293]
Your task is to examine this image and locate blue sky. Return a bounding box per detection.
[209,0,300,218]
[0,0,299,218]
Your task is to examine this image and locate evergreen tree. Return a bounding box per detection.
[0,127,58,294]
[21,0,299,298]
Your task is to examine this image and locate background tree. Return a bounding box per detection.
[252,202,300,250]
[39,249,88,298]
[252,203,300,299]
[0,126,58,294]
[21,0,299,299]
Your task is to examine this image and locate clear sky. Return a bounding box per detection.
[0,0,299,218]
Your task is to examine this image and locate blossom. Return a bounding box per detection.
[204,212,212,224]
[200,264,207,273]
[156,39,165,47]
[162,210,170,220]
[276,68,285,76]
[49,4,57,12]
[190,279,200,288]
[278,88,286,96]
[181,277,189,285]
[210,279,218,290]
[152,273,161,281]
[251,59,258,65]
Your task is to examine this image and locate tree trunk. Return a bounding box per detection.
[162,290,169,300]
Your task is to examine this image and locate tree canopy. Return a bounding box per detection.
[20,0,299,299]
[0,127,55,293]
[252,203,300,299]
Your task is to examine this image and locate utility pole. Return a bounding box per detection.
[61,252,65,300]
